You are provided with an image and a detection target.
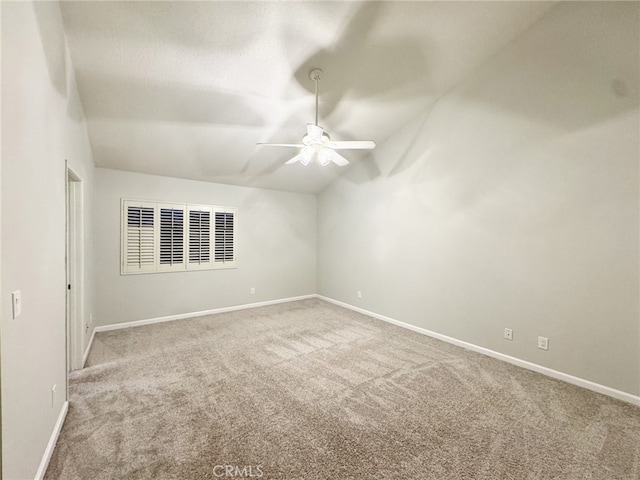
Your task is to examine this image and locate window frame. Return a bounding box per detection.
[121,199,237,275]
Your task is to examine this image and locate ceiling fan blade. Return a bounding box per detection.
[307,124,324,141]
[329,150,350,166]
[318,148,349,167]
[327,140,376,150]
[285,152,305,164]
[257,143,304,148]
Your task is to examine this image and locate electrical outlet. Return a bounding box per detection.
[504,328,513,341]
[357,291,362,298]
[250,287,255,295]
[538,336,549,350]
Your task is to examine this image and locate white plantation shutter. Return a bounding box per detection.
[187,206,212,270]
[121,200,236,274]
[122,201,156,274]
[214,209,236,267]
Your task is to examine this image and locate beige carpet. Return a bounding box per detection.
[46,298,640,479]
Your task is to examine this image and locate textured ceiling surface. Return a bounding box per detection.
[60,1,554,194]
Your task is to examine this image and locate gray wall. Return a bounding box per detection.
[1,2,96,478]
[94,168,316,326]
[317,2,640,396]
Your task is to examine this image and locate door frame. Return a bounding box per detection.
[66,165,84,375]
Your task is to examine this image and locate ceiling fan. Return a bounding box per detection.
[257,69,376,166]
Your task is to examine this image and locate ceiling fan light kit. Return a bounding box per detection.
[258,68,376,167]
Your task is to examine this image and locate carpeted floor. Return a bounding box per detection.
[46,298,640,479]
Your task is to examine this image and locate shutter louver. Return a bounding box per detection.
[215,211,235,264]
[159,208,184,268]
[125,205,155,272]
[189,209,211,266]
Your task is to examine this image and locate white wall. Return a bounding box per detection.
[1,2,95,478]
[0,4,637,478]
[318,2,640,396]
[94,168,316,326]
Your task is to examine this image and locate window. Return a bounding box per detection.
[124,202,156,273]
[159,205,185,271]
[122,199,236,275]
[215,210,235,264]
[189,207,211,266]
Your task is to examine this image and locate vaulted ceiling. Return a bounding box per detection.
[60,1,555,194]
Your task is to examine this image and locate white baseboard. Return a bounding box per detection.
[83,327,96,368]
[34,401,69,480]
[85,293,639,407]
[94,294,317,333]
[318,295,640,407]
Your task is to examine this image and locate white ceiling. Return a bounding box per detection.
[60,1,555,194]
